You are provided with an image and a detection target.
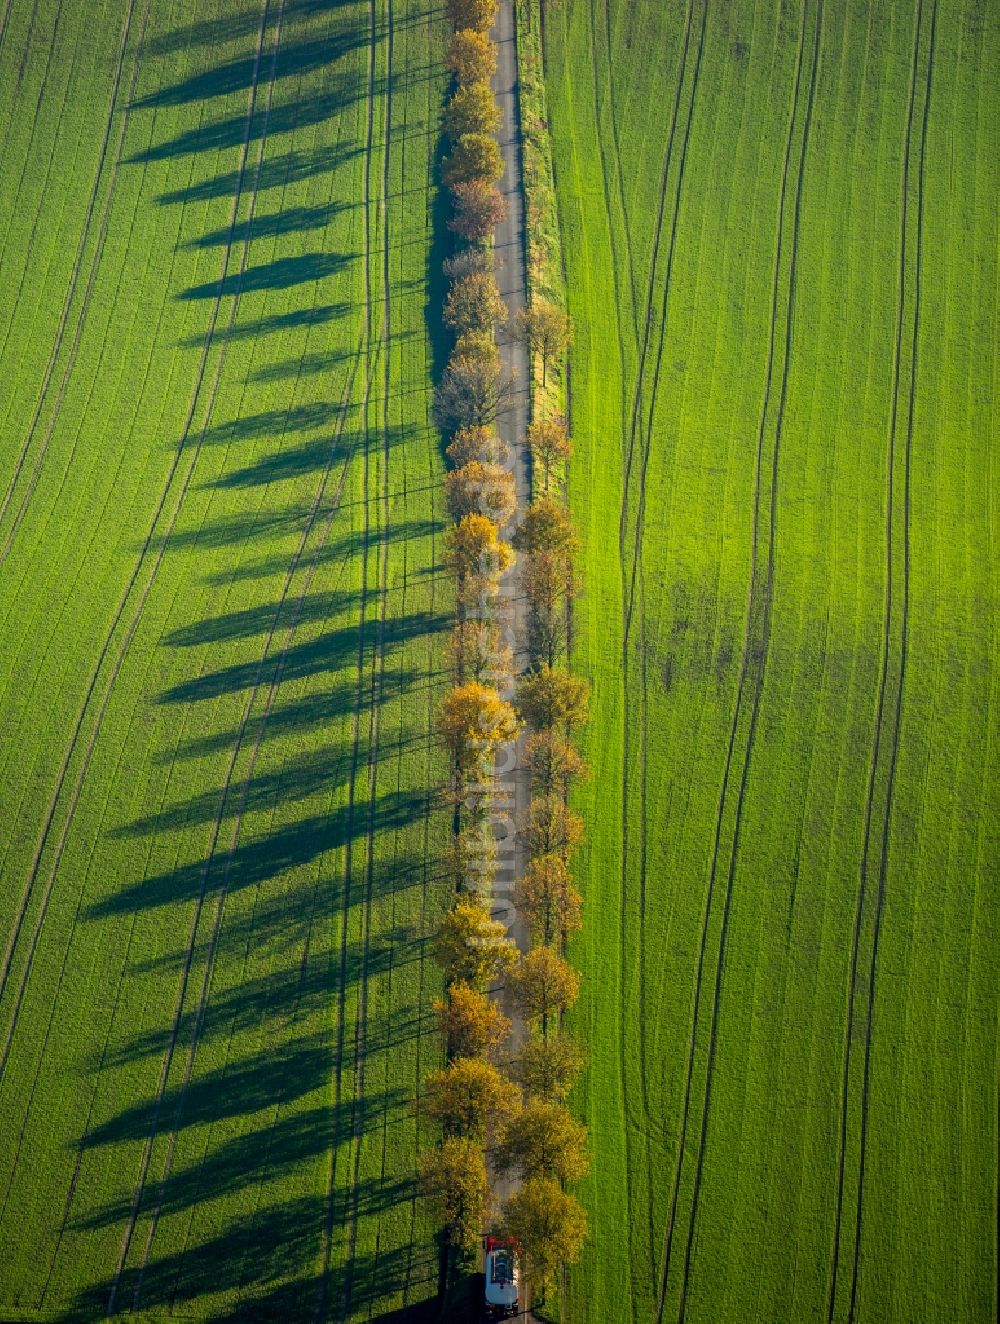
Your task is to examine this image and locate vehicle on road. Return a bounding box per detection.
[484,1235,520,1318]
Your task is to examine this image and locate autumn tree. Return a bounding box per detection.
[445,0,497,32]
[446,461,517,525]
[524,730,587,796]
[448,619,513,685]
[444,245,492,282]
[419,1137,488,1253]
[522,794,585,860]
[511,495,579,558]
[433,899,518,986]
[424,1056,521,1139]
[444,272,506,334]
[443,819,498,892]
[439,681,519,774]
[516,665,590,730]
[446,424,509,467]
[502,1178,587,1296]
[509,946,581,1023]
[512,299,572,386]
[448,177,507,243]
[446,29,496,85]
[452,328,500,371]
[495,1098,589,1183]
[434,355,517,429]
[526,416,571,488]
[435,981,511,1059]
[444,133,503,188]
[443,514,513,608]
[521,549,573,664]
[444,80,501,139]
[511,1031,585,1101]
[515,853,583,945]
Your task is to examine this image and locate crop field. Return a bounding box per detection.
[0,0,450,1317]
[544,0,998,1320]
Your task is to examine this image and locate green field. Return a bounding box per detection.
[545,0,999,1320]
[0,0,450,1316]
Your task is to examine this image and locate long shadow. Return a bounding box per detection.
[206,419,415,488]
[88,795,425,918]
[187,202,348,248]
[136,81,367,164]
[158,144,363,206]
[156,610,442,704]
[94,959,430,1071]
[166,590,361,647]
[132,28,365,110]
[205,517,444,583]
[181,301,350,346]
[178,251,356,300]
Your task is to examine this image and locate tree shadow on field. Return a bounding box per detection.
[72,2,450,1317]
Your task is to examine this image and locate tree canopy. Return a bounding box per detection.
[433,899,518,987]
[509,945,582,1022]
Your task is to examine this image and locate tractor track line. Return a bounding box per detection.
[0,0,68,363]
[0,0,277,1080]
[319,4,379,1316]
[827,2,934,1318]
[346,0,393,1310]
[0,0,140,543]
[342,2,393,1315]
[0,0,78,370]
[617,0,696,580]
[624,0,707,648]
[614,5,697,1309]
[676,5,824,1318]
[654,2,820,1317]
[402,15,438,1303]
[600,0,640,349]
[624,8,710,1279]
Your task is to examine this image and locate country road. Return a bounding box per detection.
[490,0,539,1319]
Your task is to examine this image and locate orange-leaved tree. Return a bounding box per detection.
[509,946,581,1023]
[419,1136,488,1253]
[424,1056,521,1139]
[448,177,507,243]
[511,1031,585,1101]
[434,981,511,1059]
[502,1177,587,1297]
[522,794,585,859]
[495,1098,589,1183]
[443,514,513,606]
[526,416,571,488]
[444,80,501,139]
[445,461,517,524]
[433,899,518,987]
[443,132,503,188]
[514,853,583,946]
[516,664,590,730]
[444,272,506,334]
[439,680,519,775]
[445,0,497,33]
[446,29,496,84]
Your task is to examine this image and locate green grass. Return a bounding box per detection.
[0,0,452,1317]
[542,0,999,1319]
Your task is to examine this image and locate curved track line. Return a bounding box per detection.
[0,0,139,542]
[827,2,935,1318]
[653,1,822,1316]
[0,0,280,1241]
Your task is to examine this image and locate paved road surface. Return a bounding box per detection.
[490,1,539,1319]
